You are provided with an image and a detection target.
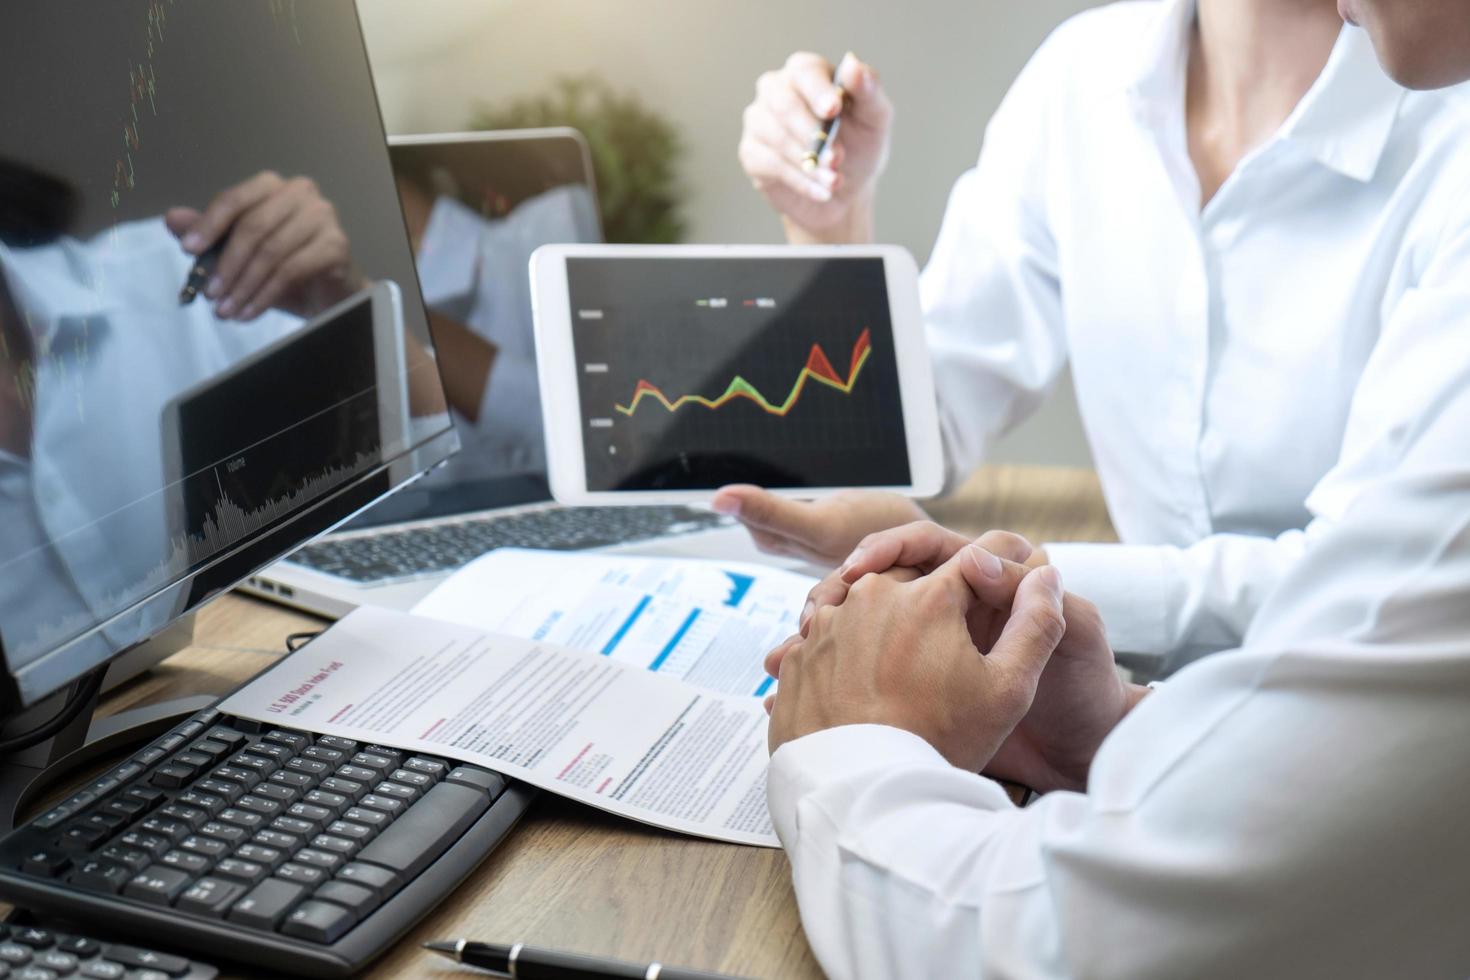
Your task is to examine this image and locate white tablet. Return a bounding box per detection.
[530,244,942,505]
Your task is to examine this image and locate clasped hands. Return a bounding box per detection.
[764,522,1148,794]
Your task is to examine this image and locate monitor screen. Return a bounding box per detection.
[0,0,457,707]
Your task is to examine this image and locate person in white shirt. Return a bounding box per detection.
[716,0,1470,673]
[761,2,1470,973]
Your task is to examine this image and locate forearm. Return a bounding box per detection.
[424,310,497,423]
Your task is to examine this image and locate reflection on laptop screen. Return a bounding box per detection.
[354,132,602,525]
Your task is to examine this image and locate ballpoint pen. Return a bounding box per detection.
[801,52,855,172]
[178,239,223,305]
[425,939,741,980]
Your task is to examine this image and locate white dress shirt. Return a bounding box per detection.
[767,382,1470,979]
[922,0,1470,670]
[413,184,599,488]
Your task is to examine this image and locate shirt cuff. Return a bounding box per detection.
[417,196,482,307]
[1045,542,1177,662]
[767,724,1014,847]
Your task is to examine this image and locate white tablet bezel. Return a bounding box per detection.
[530,243,943,505]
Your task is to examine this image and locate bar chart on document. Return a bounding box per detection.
[412,550,817,699]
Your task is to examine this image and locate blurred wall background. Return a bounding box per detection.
[357,0,1103,469]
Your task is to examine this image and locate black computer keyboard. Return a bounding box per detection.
[288,505,731,583]
[0,919,218,979]
[0,709,535,978]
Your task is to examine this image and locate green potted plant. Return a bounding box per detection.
[469,75,686,244]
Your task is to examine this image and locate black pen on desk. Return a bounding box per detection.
[801,52,855,172]
[424,939,741,980]
[178,239,223,305]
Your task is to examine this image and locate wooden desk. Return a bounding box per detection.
[39,465,1115,979]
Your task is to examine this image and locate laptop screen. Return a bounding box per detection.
[349,131,602,527]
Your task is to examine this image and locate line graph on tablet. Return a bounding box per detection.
[614,328,872,418]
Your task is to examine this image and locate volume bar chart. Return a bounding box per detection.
[615,328,873,418]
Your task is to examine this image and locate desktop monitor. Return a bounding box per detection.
[0,0,457,713]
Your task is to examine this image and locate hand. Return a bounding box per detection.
[166,171,361,322]
[738,51,892,243]
[769,525,1147,792]
[767,545,1068,771]
[711,485,927,566]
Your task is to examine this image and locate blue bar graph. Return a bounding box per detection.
[601,595,651,655]
[649,609,702,672]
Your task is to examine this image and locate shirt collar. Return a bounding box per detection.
[1279,25,1406,183]
[1128,0,1406,183]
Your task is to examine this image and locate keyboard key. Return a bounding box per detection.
[252,829,301,852]
[177,876,246,918]
[243,741,293,764]
[445,766,507,797]
[148,765,196,789]
[195,779,244,804]
[284,758,330,781]
[138,817,188,844]
[57,823,109,852]
[180,835,230,861]
[371,781,420,805]
[281,899,356,944]
[68,858,131,893]
[269,770,316,792]
[302,746,344,765]
[326,820,375,844]
[176,791,226,816]
[56,937,99,957]
[123,866,191,905]
[355,782,489,879]
[287,803,333,825]
[173,751,213,770]
[36,950,77,974]
[10,930,50,949]
[0,943,30,965]
[314,879,378,918]
[213,858,267,884]
[20,848,71,878]
[159,849,212,875]
[404,758,448,781]
[81,960,126,979]
[316,735,358,753]
[362,746,404,765]
[235,843,284,870]
[389,769,434,790]
[303,790,347,815]
[333,765,376,784]
[276,862,328,887]
[101,945,190,976]
[203,728,247,748]
[336,861,399,899]
[117,831,170,858]
[252,783,298,805]
[309,834,357,858]
[270,816,316,837]
[218,808,265,832]
[211,766,259,790]
[123,787,166,810]
[101,797,146,821]
[318,777,366,801]
[228,753,279,778]
[198,821,247,845]
[262,730,310,752]
[236,794,284,819]
[189,739,232,762]
[356,794,405,818]
[98,844,151,873]
[290,848,344,874]
[158,804,207,830]
[341,807,389,831]
[228,877,306,929]
[350,753,395,774]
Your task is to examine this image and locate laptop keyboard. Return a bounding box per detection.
[287,506,731,583]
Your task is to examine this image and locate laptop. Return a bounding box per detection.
[245,130,775,620]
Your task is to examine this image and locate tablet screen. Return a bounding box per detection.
[567,256,912,491]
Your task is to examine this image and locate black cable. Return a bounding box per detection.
[285,631,322,653]
[0,667,106,755]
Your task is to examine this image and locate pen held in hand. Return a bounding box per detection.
[801,53,855,173]
[178,240,223,305]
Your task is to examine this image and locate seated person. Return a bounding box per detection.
[719,0,1470,674]
[760,5,1470,975]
